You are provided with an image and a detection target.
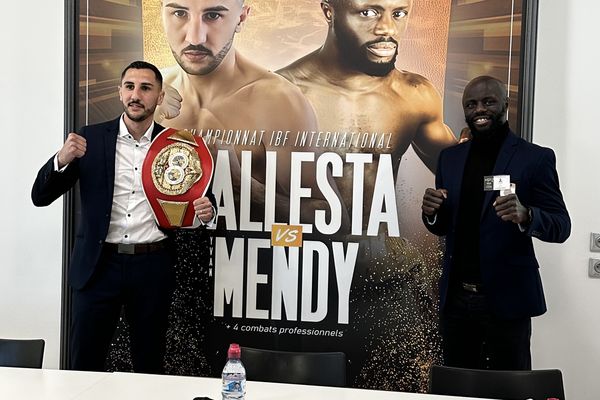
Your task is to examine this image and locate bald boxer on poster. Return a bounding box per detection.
[277,0,457,233]
[275,0,457,390]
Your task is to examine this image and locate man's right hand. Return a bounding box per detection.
[57,133,87,169]
[422,188,448,216]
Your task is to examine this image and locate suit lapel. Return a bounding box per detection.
[151,123,165,141]
[480,132,520,220]
[104,117,120,201]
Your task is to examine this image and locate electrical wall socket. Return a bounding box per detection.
[589,258,600,278]
[590,233,600,252]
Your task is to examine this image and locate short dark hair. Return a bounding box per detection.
[121,60,163,87]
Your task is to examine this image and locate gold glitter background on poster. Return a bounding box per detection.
[138,2,453,392]
[142,0,451,94]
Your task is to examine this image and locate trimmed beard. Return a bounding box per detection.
[171,36,234,76]
[125,104,156,123]
[334,22,397,76]
[466,112,507,136]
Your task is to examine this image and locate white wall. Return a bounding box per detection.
[532,0,600,399]
[0,1,64,368]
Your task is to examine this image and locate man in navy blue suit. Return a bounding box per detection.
[32,61,216,373]
[421,76,570,370]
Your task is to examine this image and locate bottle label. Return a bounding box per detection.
[222,373,246,399]
[223,379,245,393]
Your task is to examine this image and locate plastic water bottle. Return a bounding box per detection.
[222,343,246,400]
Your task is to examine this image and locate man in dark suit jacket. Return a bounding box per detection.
[421,76,570,370]
[32,61,216,373]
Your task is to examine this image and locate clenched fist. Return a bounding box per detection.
[57,133,87,169]
[422,187,448,216]
[194,196,215,223]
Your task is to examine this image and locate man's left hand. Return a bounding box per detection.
[193,196,214,223]
[493,193,530,225]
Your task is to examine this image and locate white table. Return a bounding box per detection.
[0,367,110,400]
[0,367,486,400]
[82,372,484,400]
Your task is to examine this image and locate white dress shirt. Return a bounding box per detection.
[104,116,167,244]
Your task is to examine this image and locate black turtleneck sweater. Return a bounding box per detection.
[451,122,510,286]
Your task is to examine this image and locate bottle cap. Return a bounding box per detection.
[227,343,241,359]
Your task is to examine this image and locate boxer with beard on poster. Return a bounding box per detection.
[277,0,457,391]
[156,0,339,221]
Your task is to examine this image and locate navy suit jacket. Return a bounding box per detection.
[32,117,216,290]
[423,131,570,319]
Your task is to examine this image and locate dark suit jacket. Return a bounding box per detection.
[423,131,570,319]
[32,117,216,290]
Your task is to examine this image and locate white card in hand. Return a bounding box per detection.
[483,175,511,191]
[500,183,516,196]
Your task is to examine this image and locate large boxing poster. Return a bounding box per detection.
[72,0,537,392]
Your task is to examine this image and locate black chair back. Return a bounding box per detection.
[0,338,45,368]
[429,365,566,400]
[240,347,346,387]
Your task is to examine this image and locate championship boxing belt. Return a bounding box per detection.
[142,128,214,229]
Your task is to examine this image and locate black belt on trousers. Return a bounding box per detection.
[461,282,483,293]
[103,240,168,255]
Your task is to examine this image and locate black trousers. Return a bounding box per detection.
[440,288,532,370]
[70,247,174,373]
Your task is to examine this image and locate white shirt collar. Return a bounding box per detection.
[119,114,155,141]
